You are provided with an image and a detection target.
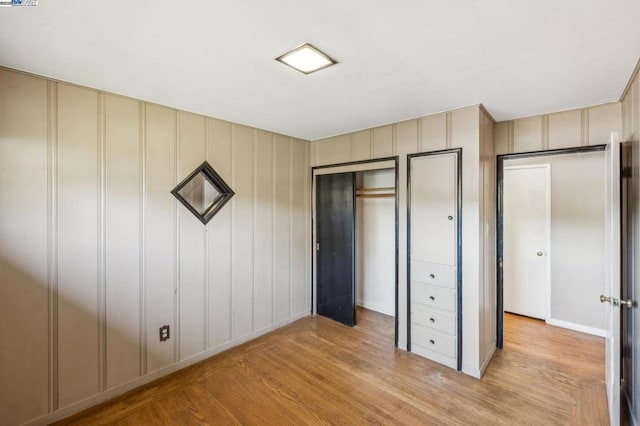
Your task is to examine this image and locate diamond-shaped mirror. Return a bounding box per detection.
[171,161,234,224]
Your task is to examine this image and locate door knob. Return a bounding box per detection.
[620,299,634,308]
[600,295,620,306]
[536,251,544,256]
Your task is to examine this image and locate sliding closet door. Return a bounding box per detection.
[316,172,356,326]
[408,150,461,370]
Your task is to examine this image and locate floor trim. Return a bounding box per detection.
[546,318,607,337]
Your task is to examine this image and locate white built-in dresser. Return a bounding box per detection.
[408,149,460,370]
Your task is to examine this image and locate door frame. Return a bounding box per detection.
[311,157,400,346]
[407,148,463,371]
[502,163,551,321]
[496,144,607,349]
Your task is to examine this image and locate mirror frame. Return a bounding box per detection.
[171,161,235,224]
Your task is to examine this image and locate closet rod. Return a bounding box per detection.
[356,193,395,198]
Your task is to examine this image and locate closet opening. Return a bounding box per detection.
[497,145,607,350]
[312,157,399,346]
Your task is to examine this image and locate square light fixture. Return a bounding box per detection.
[275,43,337,75]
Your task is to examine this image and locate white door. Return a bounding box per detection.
[604,135,621,426]
[503,165,550,320]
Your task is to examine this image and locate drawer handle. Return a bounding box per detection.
[429,296,435,301]
[429,317,435,323]
[429,274,435,279]
[429,339,435,345]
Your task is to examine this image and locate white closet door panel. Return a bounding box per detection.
[145,104,176,372]
[207,119,232,347]
[57,83,100,406]
[178,112,206,359]
[104,94,141,389]
[410,154,457,266]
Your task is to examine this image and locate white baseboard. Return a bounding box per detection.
[479,342,497,377]
[356,299,394,317]
[546,318,607,337]
[25,310,310,426]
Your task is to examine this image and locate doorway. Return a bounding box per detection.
[497,145,607,348]
[312,158,399,345]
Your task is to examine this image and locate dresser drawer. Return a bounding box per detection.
[412,282,456,312]
[411,262,456,289]
[411,324,456,358]
[412,303,456,335]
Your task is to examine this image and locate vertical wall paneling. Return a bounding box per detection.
[231,125,255,338]
[0,68,314,424]
[98,92,107,391]
[497,103,621,155]
[494,122,510,155]
[47,81,59,412]
[479,109,496,370]
[174,110,181,362]
[513,116,543,153]
[178,112,207,359]
[373,125,393,158]
[420,113,447,152]
[394,120,418,155]
[57,83,100,407]
[334,135,352,163]
[0,69,50,425]
[547,109,582,149]
[274,135,292,322]
[104,94,141,389]
[204,120,210,350]
[450,107,481,370]
[352,130,372,161]
[305,142,312,312]
[589,103,622,145]
[317,138,335,165]
[291,140,307,314]
[139,103,147,376]
[145,104,176,372]
[207,119,233,348]
[254,130,274,330]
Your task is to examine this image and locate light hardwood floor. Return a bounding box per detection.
[55,309,608,425]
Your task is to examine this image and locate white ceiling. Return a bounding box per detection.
[1,1,639,141]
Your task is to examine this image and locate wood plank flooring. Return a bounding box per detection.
[55,309,608,425]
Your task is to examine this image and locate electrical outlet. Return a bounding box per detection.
[159,325,170,342]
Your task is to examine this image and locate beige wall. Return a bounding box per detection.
[0,68,311,425]
[312,106,497,377]
[622,62,640,142]
[495,103,621,154]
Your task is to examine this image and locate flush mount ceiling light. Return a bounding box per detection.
[275,43,337,74]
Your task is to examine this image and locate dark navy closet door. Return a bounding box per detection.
[316,172,356,327]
